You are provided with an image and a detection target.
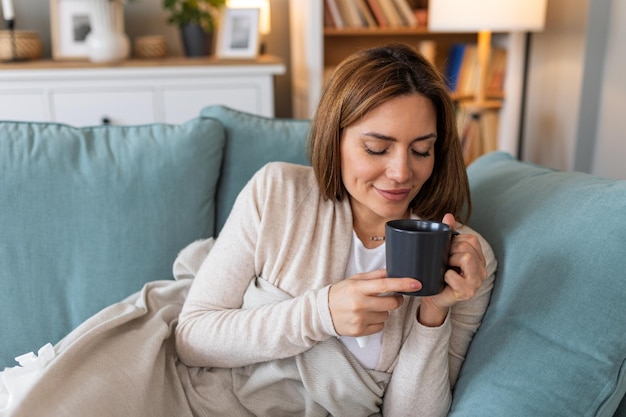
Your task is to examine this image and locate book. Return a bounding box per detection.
[444,43,467,93]
[325,0,345,29]
[366,0,389,27]
[377,0,403,27]
[336,0,363,28]
[392,0,418,27]
[446,43,508,100]
[446,44,478,97]
[324,1,337,27]
[457,110,483,165]
[486,47,507,94]
[356,0,378,27]
[456,106,500,166]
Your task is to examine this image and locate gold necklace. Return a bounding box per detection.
[370,236,385,241]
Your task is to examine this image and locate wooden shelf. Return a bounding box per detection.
[325,27,429,36]
[324,27,504,37]
[458,100,504,112]
[0,54,285,71]
[451,91,505,102]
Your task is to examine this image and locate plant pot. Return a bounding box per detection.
[180,23,213,57]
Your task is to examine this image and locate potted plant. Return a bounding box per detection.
[162,0,228,56]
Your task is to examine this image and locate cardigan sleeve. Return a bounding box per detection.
[447,229,497,386]
[175,163,340,368]
[382,313,453,417]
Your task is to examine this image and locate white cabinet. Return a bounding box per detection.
[0,56,285,126]
[51,88,155,126]
[0,91,46,122]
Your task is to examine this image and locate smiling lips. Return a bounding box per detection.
[377,187,411,201]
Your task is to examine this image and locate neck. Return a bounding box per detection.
[352,220,384,249]
[349,199,411,247]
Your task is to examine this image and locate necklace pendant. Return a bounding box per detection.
[370,236,385,241]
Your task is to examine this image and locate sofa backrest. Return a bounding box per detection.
[0,107,310,368]
[0,118,225,368]
[200,105,310,234]
[451,151,626,417]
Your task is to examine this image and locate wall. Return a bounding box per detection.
[523,0,626,179]
[522,0,588,172]
[7,0,292,118]
[591,0,626,179]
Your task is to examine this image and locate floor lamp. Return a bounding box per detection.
[428,0,547,157]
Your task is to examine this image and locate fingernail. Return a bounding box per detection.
[410,281,421,289]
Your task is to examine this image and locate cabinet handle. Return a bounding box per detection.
[101,116,111,125]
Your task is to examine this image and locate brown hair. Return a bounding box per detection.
[308,43,471,223]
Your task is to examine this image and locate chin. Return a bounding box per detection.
[377,206,411,221]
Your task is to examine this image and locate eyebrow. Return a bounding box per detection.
[363,131,437,142]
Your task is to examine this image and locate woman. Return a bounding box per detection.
[175,43,496,416]
[2,44,495,417]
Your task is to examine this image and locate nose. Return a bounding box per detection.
[386,152,411,183]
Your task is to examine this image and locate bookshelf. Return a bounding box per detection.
[289,0,529,161]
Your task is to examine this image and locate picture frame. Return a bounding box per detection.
[50,0,123,60]
[216,8,260,59]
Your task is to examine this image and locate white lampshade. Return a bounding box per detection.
[226,0,271,35]
[428,0,547,32]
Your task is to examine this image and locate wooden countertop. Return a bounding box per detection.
[0,54,284,71]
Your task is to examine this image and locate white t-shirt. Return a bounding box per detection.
[338,231,386,369]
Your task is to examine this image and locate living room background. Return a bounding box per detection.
[3,0,625,179]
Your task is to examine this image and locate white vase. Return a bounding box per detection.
[85,0,130,63]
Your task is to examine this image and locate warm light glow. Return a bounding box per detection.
[428,0,547,32]
[226,0,271,35]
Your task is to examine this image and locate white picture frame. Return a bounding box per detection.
[216,8,260,59]
[50,0,123,60]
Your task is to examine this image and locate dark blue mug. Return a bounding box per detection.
[385,219,457,296]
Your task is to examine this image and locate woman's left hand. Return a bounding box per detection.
[417,213,487,327]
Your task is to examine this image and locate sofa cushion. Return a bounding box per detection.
[0,118,225,368]
[450,152,626,417]
[200,105,310,233]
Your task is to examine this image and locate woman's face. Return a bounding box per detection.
[340,94,437,226]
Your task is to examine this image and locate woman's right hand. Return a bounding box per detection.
[328,269,421,337]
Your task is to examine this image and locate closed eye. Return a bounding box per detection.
[412,149,431,157]
[364,144,387,155]
[361,131,436,158]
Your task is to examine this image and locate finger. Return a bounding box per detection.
[365,293,405,313]
[452,240,486,270]
[443,270,480,301]
[449,234,485,266]
[445,255,485,291]
[442,213,456,230]
[361,277,421,296]
[366,310,392,323]
[448,251,486,282]
[346,268,387,281]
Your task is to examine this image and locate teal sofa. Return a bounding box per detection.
[1,106,624,416]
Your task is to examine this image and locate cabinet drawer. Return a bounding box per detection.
[0,92,46,122]
[51,88,155,126]
[161,83,268,123]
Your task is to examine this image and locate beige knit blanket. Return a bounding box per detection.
[5,240,390,417]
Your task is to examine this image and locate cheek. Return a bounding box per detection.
[413,159,435,183]
[341,150,371,182]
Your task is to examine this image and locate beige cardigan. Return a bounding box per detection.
[177,162,497,416]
